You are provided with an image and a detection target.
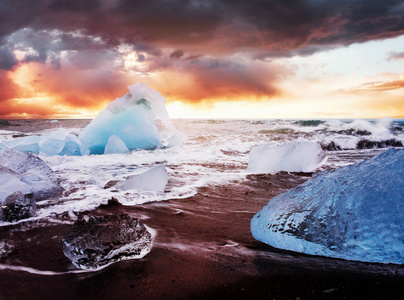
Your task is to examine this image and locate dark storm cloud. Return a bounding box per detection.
[170,50,185,59]
[0,46,18,70]
[1,0,403,62]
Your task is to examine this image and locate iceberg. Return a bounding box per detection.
[119,165,168,192]
[247,141,326,173]
[251,148,404,264]
[0,149,62,202]
[62,214,153,269]
[79,83,186,154]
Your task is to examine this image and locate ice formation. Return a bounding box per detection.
[0,132,89,156]
[79,83,186,154]
[251,148,404,264]
[0,191,36,222]
[119,165,168,192]
[247,141,326,173]
[0,149,61,203]
[62,214,153,269]
[0,83,185,156]
[104,135,130,154]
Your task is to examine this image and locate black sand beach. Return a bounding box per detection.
[1,172,403,300]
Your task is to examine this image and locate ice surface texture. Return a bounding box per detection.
[79,82,186,154]
[119,165,168,192]
[0,132,89,156]
[0,191,36,222]
[251,148,404,264]
[62,214,152,269]
[247,141,326,173]
[104,135,130,154]
[0,149,61,203]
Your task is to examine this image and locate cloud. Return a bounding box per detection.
[0,71,21,102]
[359,79,404,92]
[145,55,290,102]
[1,0,403,59]
[0,46,18,70]
[387,51,404,60]
[1,0,403,118]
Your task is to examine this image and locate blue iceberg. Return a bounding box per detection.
[79,83,186,154]
[251,148,404,264]
[0,83,185,156]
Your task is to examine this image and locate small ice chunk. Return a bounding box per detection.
[62,214,153,269]
[104,135,130,154]
[119,165,168,192]
[0,133,89,156]
[0,191,36,222]
[251,148,404,264]
[247,141,326,173]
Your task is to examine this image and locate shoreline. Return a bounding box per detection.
[1,173,403,299]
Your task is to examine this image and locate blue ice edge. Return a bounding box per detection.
[251,148,404,264]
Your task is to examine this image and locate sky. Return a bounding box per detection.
[1,0,404,119]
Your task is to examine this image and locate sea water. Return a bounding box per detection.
[0,118,402,222]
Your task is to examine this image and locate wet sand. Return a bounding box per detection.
[1,173,403,299]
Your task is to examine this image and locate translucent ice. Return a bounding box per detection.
[0,133,89,156]
[104,135,130,154]
[0,166,31,203]
[247,141,326,173]
[0,149,61,202]
[119,165,168,192]
[251,148,404,264]
[0,191,36,222]
[62,214,152,269]
[79,83,186,154]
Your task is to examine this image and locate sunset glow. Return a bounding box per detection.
[1,1,403,119]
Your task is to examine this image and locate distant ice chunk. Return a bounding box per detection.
[79,83,186,154]
[0,133,89,156]
[0,149,62,202]
[251,148,404,264]
[104,135,130,154]
[119,165,168,192]
[62,214,153,269]
[247,141,326,173]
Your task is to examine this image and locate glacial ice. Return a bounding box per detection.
[0,149,61,202]
[251,148,404,264]
[62,214,152,269]
[0,132,89,156]
[79,82,186,154]
[0,191,36,222]
[247,141,326,173]
[0,83,185,156]
[119,165,168,192]
[104,135,130,154]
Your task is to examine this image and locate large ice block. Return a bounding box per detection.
[251,148,404,264]
[79,83,186,154]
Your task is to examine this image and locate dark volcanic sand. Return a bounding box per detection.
[1,172,403,300]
